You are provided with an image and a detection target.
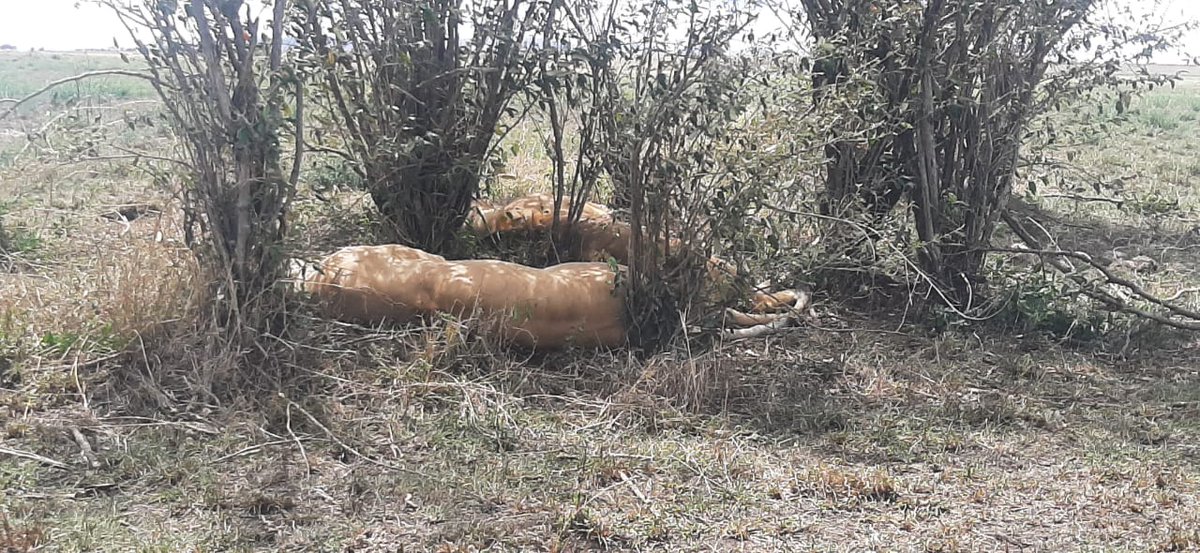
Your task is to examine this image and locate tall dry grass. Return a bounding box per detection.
[0,229,196,360]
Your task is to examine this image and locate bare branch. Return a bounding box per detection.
[289,81,305,189]
[1040,193,1126,207]
[1001,211,1200,331]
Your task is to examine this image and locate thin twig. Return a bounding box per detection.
[618,470,650,504]
[70,428,100,469]
[1041,193,1125,207]
[72,357,89,412]
[281,394,432,478]
[35,351,125,373]
[1165,287,1200,303]
[288,79,304,189]
[211,439,296,464]
[53,154,187,169]
[805,322,919,337]
[284,402,312,475]
[110,145,191,168]
[0,446,69,470]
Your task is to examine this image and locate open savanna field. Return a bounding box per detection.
[2,50,1200,552]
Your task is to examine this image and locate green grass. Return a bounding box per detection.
[1129,86,1200,131]
[0,51,153,112]
[1034,81,1200,238]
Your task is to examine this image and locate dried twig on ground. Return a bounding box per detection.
[69,427,100,469]
[0,446,69,470]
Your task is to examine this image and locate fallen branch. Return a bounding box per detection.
[36,351,126,373]
[1041,193,1125,207]
[1001,210,1200,331]
[618,470,650,504]
[1165,287,1200,303]
[70,428,100,469]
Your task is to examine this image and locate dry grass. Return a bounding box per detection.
[3,320,1200,550]
[1,54,1200,552]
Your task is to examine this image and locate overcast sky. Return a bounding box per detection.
[1,0,1198,63]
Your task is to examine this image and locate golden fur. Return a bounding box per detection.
[296,195,810,350]
[467,194,632,264]
[299,243,811,350]
[301,244,626,349]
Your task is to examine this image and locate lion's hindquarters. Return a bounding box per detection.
[308,247,627,349]
[453,261,625,348]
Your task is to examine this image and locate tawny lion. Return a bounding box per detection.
[297,244,809,350]
[467,193,797,314]
[468,193,632,264]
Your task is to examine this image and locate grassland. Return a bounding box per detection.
[0,51,153,100]
[1,52,1200,552]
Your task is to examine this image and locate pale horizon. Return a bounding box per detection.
[0,0,1198,65]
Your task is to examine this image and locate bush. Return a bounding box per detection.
[100,0,302,401]
[293,0,552,254]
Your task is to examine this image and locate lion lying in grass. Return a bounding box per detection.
[466,193,807,320]
[467,193,632,264]
[297,244,809,350]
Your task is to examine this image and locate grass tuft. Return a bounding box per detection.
[794,463,901,505]
[0,515,46,553]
